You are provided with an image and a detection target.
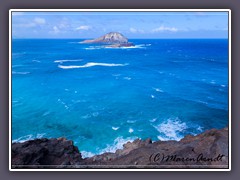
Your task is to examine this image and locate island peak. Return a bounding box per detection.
[80,32,134,47]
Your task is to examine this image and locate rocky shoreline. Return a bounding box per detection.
[11,127,228,169]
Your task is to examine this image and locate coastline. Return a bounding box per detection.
[11,127,228,169]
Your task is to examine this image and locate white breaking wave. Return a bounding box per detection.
[112,127,119,131]
[129,128,134,133]
[80,136,137,158]
[153,88,163,93]
[154,118,187,141]
[197,126,203,132]
[12,133,46,143]
[54,59,83,63]
[100,136,136,154]
[81,151,96,158]
[123,77,131,80]
[108,44,147,49]
[149,118,157,122]
[58,62,128,69]
[84,44,148,50]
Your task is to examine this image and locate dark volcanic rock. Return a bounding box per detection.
[12,128,228,169]
[80,32,134,47]
[12,137,83,167]
[82,127,228,168]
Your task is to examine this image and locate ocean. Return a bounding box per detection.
[11,39,229,157]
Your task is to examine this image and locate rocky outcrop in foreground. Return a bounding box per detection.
[80,32,134,47]
[12,127,228,169]
[12,138,83,167]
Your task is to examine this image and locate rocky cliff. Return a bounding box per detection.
[11,127,228,169]
[80,32,134,47]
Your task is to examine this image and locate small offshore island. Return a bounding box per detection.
[11,127,228,168]
[80,32,135,48]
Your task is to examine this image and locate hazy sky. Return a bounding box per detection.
[12,11,229,39]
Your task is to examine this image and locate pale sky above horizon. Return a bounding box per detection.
[12,11,229,39]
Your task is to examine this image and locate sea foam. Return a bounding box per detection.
[12,133,46,143]
[84,44,148,50]
[81,151,96,158]
[154,118,187,141]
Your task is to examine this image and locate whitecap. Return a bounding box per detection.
[151,95,155,98]
[112,127,119,131]
[58,62,128,69]
[149,118,157,122]
[153,88,163,92]
[123,77,131,80]
[197,126,203,132]
[129,128,134,133]
[154,118,187,141]
[54,59,83,63]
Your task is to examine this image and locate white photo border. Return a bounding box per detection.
[9,9,231,171]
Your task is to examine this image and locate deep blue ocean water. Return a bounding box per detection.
[12,39,229,157]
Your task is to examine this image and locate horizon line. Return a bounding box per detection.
[12,37,228,40]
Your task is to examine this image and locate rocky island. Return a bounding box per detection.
[11,127,228,169]
[80,32,134,48]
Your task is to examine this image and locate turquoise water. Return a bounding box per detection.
[12,39,229,157]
